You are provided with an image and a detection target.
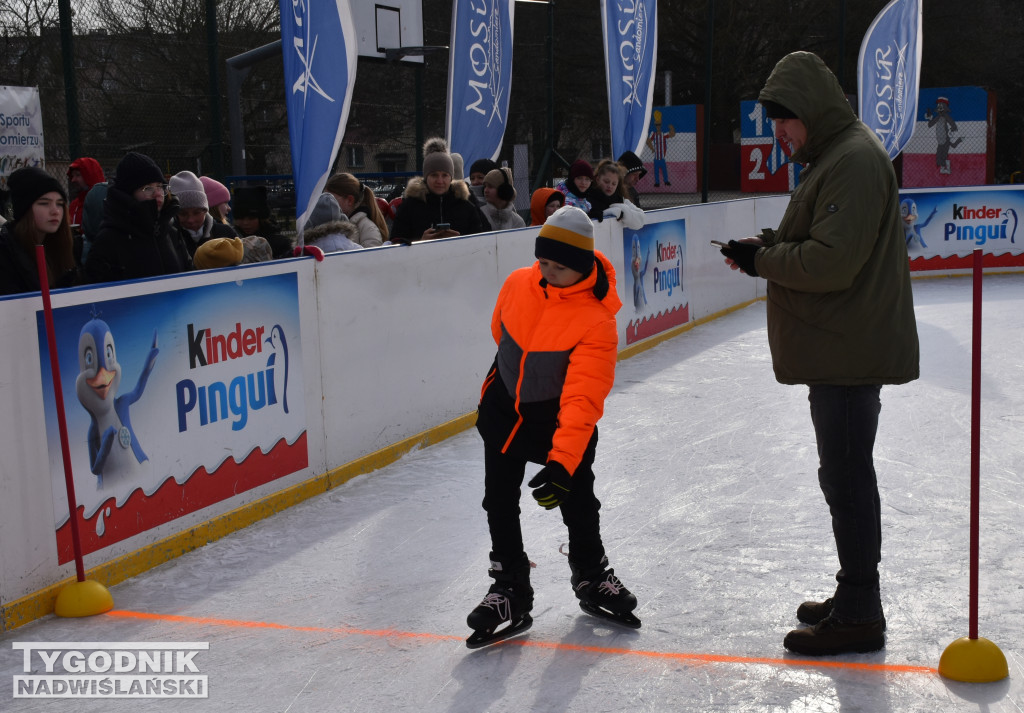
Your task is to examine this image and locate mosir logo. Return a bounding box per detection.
[287,0,332,104]
[12,642,208,699]
[868,41,912,156]
[462,0,507,126]
[613,0,650,106]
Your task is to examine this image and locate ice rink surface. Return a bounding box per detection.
[2,274,1023,712]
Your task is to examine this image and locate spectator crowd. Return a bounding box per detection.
[0,139,647,296]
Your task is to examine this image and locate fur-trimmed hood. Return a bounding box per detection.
[402,177,471,203]
[303,218,360,245]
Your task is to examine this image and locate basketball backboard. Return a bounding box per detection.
[349,0,426,63]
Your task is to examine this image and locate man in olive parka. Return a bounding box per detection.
[721,52,919,657]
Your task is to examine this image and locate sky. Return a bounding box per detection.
[2,273,1022,712]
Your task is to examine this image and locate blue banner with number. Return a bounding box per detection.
[280,0,358,237]
[446,0,515,164]
[857,0,922,159]
[602,0,658,159]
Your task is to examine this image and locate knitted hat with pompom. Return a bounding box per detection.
[535,205,595,275]
[422,137,454,177]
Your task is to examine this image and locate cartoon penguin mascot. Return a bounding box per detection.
[900,198,937,251]
[75,314,159,489]
[631,233,650,312]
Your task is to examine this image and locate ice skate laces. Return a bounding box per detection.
[597,571,624,597]
[478,592,511,620]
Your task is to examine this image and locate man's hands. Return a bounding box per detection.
[528,462,572,510]
[720,238,762,277]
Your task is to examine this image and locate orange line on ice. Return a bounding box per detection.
[105,609,937,675]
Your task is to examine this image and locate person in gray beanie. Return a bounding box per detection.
[82,152,192,283]
[390,137,487,243]
[301,193,362,253]
[169,170,238,257]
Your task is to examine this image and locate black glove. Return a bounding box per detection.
[528,462,572,510]
[720,240,760,277]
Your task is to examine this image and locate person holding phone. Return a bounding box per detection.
[390,137,487,244]
[718,51,919,657]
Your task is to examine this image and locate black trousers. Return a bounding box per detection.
[481,440,605,572]
[808,384,884,623]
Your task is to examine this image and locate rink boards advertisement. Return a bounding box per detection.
[36,273,308,563]
[900,186,1024,271]
[622,218,689,344]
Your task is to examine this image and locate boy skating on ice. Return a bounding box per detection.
[467,205,639,648]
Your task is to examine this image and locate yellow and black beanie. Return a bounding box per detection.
[535,205,595,275]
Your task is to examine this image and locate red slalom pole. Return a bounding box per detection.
[968,248,982,640]
[938,248,1007,682]
[35,245,112,618]
[35,245,86,582]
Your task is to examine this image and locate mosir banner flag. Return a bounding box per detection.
[446,0,515,163]
[602,0,658,160]
[280,0,358,235]
[0,85,45,190]
[857,0,922,159]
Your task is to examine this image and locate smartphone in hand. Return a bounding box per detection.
[710,240,730,248]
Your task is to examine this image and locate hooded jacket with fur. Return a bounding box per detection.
[390,178,487,243]
[303,218,363,252]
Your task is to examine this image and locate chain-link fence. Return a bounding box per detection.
[1,0,1019,224]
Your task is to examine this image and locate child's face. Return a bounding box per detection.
[178,206,208,232]
[545,199,562,217]
[483,183,500,206]
[597,171,619,196]
[469,172,486,186]
[235,215,260,235]
[538,258,584,287]
[32,192,65,235]
[572,175,592,194]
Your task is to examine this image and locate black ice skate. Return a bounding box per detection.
[466,554,534,649]
[570,557,641,629]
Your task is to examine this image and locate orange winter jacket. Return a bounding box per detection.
[476,250,622,475]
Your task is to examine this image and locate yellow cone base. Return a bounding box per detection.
[54,580,114,618]
[939,637,1008,683]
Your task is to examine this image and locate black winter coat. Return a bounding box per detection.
[81,188,192,284]
[0,223,77,296]
[390,178,487,243]
[585,187,624,220]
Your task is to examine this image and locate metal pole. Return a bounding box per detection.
[546,0,555,187]
[416,64,424,171]
[701,0,714,203]
[969,248,983,640]
[837,0,847,91]
[531,0,556,193]
[206,0,224,176]
[226,41,282,177]
[57,0,80,159]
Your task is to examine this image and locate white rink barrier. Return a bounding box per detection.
[1,190,1019,630]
